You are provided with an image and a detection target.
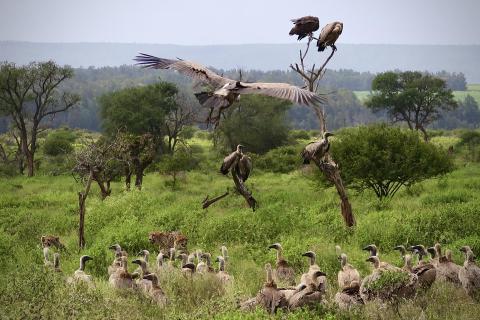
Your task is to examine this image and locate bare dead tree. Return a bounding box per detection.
[290,39,355,227]
[165,94,197,153]
[202,190,230,209]
[73,138,122,249]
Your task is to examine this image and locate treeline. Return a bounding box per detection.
[0,65,472,133]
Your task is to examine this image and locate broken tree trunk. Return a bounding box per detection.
[202,190,230,209]
[78,171,93,250]
[232,167,257,211]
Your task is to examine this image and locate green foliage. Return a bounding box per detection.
[214,95,291,154]
[458,130,480,146]
[289,129,311,140]
[253,145,302,173]
[99,82,177,137]
[157,147,199,188]
[365,270,410,291]
[366,71,457,140]
[43,129,76,156]
[331,124,454,199]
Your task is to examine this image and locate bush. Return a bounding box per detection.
[252,145,302,173]
[331,124,454,199]
[43,129,76,156]
[289,130,310,140]
[458,130,480,146]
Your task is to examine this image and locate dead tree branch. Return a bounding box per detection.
[202,190,230,209]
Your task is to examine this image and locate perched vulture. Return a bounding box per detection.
[134,54,327,126]
[317,21,343,52]
[220,144,243,175]
[289,16,319,40]
[236,154,252,182]
[301,132,334,164]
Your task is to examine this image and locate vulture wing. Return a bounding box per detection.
[237,155,253,182]
[220,151,240,175]
[134,53,232,88]
[236,82,327,107]
[289,16,320,40]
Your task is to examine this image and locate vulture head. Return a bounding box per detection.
[109,244,122,251]
[426,246,437,258]
[302,251,316,259]
[393,245,407,256]
[323,132,334,139]
[268,243,283,251]
[362,244,378,256]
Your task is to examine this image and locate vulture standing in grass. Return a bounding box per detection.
[301,132,334,164]
[255,263,288,314]
[109,256,135,289]
[134,54,327,126]
[458,246,480,297]
[269,243,296,286]
[68,255,94,286]
[215,256,233,285]
[317,21,344,52]
[143,274,168,306]
[334,251,362,310]
[363,244,397,271]
[434,244,461,285]
[409,245,437,289]
[132,259,153,293]
[288,271,327,310]
[108,244,127,275]
[289,16,320,40]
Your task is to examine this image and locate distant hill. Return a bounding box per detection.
[1,41,480,82]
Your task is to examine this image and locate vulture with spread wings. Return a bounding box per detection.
[134,53,327,126]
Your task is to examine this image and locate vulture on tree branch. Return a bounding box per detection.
[317,22,343,52]
[236,154,252,182]
[134,54,327,126]
[220,144,244,175]
[289,16,319,41]
[301,132,334,164]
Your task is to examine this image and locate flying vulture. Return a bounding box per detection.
[301,132,334,164]
[289,16,319,41]
[134,54,327,126]
[317,21,343,52]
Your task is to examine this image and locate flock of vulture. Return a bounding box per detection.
[134,16,342,126]
[42,237,480,313]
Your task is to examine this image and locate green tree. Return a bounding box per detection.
[157,147,198,189]
[43,129,76,157]
[331,124,453,200]
[365,71,457,141]
[214,95,291,154]
[99,82,178,188]
[0,61,80,176]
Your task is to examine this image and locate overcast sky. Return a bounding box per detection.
[1,0,479,45]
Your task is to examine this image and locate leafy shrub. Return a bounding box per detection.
[458,130,480,146]
[289,129,310,140]
[331,124,454,199]
[252,145,302,173]
[42,129,76,156]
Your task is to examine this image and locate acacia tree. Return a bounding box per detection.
[331,124,453,200]
[73,138,123,248]
[0,61,80,176]
[100,82,177,188]
[289,38,356,227]
[365,71,457,141]
[165,93,197,153]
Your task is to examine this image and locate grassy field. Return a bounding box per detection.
[354,84,480,104]
[1,135,480,319]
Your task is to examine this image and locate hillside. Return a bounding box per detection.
[1,132,479,319]
[1,41,480,82]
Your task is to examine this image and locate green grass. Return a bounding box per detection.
[1,136,480,319]
[354,84,480,104]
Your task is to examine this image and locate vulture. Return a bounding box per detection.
[335,252,362,310]
[360,256,417,302]
[409,245,437,289]
[236,154,253,182]
[220,145,243,175]
[134,54,327,126]
[67,255,94,286]
[215,256,233,285]
[458,246,480,297]
[132,259,153,293]
[317,21,343,52]
[254,263,288,314]
[300,251,326,293]
[289,16,320,40]
[109,256,135,289]
[301,132,334,164]
[108,244,127,275]
[363,244,398,271]
[143,274,168,306]
[434,245,461,285]
[269,243,296,286]
[288,271,327,310]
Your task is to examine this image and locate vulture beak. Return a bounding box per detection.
[460,247,467,253]
[132,259,141,265]
[296,283,307,291]
[393,246,403,251]
[365,257,374,263]
[143,274,153,280]
[313,271,326,278]
[362,245,372,251]
[183,263,195,271]
[82,255,93,262]
[302,251,314,258]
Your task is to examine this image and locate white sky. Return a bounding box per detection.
[0,0,479,45]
